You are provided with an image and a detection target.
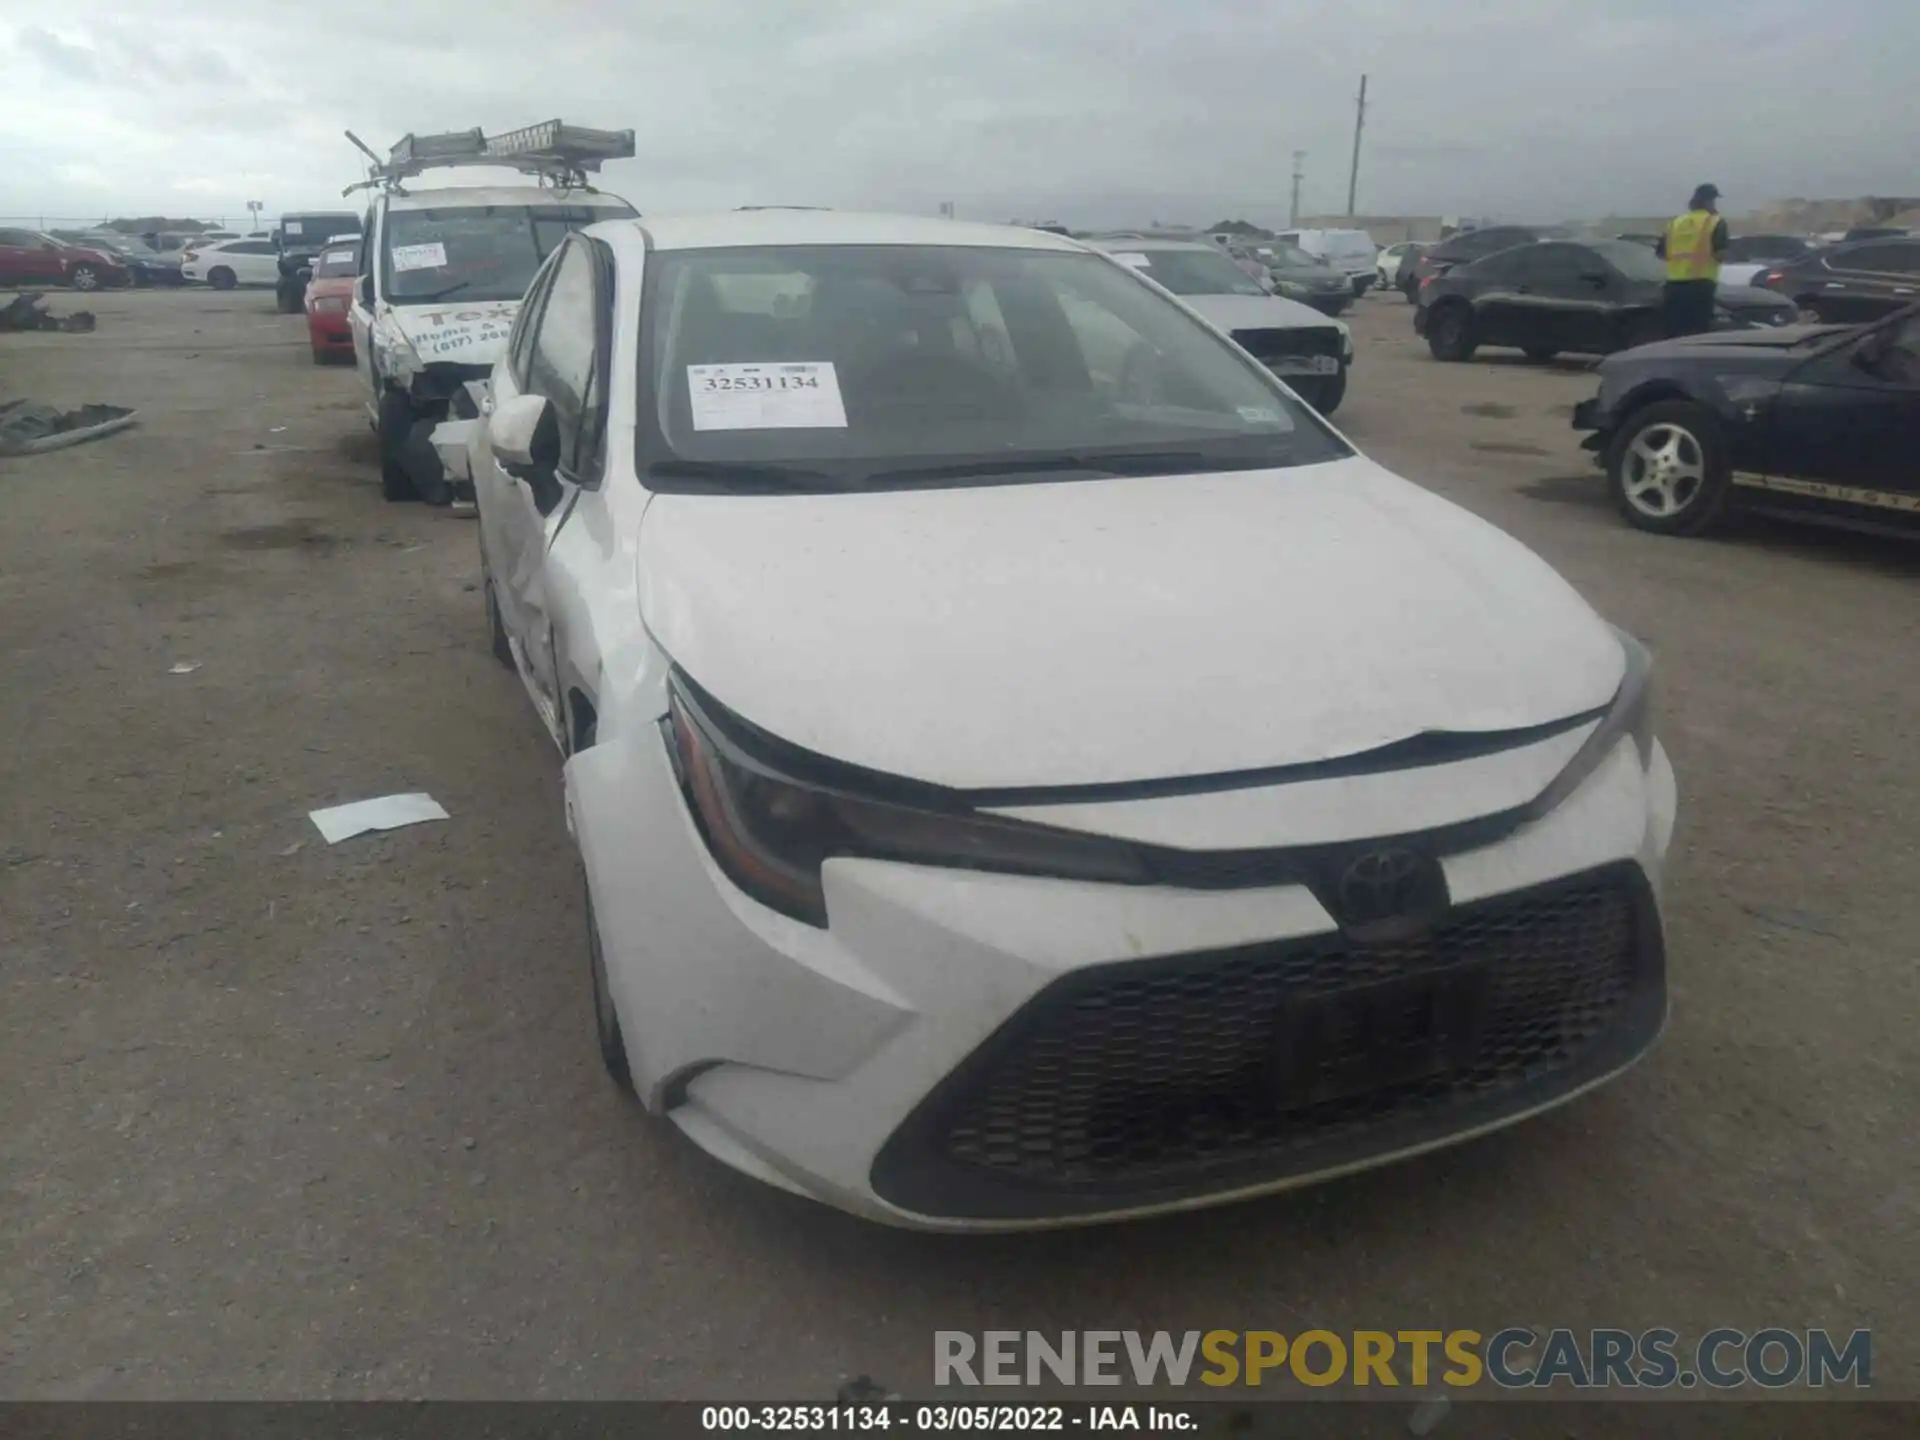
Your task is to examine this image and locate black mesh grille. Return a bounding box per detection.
[1230,326,1342,362]
[871,865,1664,1220]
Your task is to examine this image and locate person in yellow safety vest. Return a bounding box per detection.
[1654,184,1729,338]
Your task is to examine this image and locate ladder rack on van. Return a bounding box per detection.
[343,121,635,195]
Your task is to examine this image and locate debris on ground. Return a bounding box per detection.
[0,400,139,457]
[168,662,201,675]
[0,292,96,334]
[308,792,450,844]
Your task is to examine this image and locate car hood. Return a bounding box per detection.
[1181,292,1343,333]
[1609,323,1849,367]
[636,457,1624,791]
[385,300,521,367]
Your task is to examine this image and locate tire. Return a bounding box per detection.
[1426,303,1478,361]
[1294,368,1348,416]
[479,528,514,668]
[276,281,303,315]
[1524,347,1559,363]
[1605,400,1735,538]
[310,345,327,366]
[208,267,237,291]
[585,886,635,1094]
[69,263,100,292]
[376,387,417,502]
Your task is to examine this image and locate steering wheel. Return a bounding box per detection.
[842,350,1013,422]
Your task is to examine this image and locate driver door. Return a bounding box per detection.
[478,236,611,744]
[349,207,379,400]
[1762,313,1920,506]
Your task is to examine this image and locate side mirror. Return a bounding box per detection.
[489,393,559,478]
[357,273,374,307]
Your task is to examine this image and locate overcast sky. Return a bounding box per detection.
[1,0,1912,229]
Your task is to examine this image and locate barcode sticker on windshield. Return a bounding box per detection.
[688,362,848,431]
[322,249,355,266]
[391,242,448,273]
[1112,252,1152,269]
[284,221,303,236]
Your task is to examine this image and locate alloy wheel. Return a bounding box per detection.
[1620,422,1707,519]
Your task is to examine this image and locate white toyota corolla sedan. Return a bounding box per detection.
[470,210,1678,1231]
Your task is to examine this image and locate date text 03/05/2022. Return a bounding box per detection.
[702,1405,1195,1432]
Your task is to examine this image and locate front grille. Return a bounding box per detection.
[1231,326,1341,363]
[871,864,1663,1220]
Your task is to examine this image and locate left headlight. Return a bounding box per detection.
[312,296,349,313]
[663,675,1151,927]
[1522,628,1655,821]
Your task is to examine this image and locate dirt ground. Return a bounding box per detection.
[2,286,1916,1407]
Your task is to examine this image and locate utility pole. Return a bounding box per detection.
[1290,151,1305,226]
[1345,74,1368,218]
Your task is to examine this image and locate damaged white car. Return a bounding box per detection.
[472,210,1679,1231]
[343,122,637,504]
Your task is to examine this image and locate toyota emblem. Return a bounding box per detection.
[1335,847,1444,932]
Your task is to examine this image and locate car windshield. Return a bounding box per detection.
[1268,245,1322,269]
[381,203,633,303]
[1589,239,1670,283]
[636,243,1349,495]
[1121,247,1269,297]
[313,246,359,279]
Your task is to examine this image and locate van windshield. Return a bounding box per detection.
[381,203,634,303]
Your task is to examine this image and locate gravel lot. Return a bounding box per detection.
[2,286,1916,1406]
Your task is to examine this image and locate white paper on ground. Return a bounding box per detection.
[168,662,201,674]
[687,361,848,431]
[309,792,450,844]
[390,242,449,273]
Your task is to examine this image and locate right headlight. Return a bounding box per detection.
[1521,628,1655,822]
[663,675,1149,926]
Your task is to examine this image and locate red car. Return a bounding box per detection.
[303,241,360,364]
[0,227,131,291]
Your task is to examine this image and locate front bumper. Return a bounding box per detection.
[1572,396,1613,462]
[569,720,1678,1231]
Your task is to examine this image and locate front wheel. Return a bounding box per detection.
[1426,304,1478,361]
[1293,368,1347,416]
[1605,400,1734,537]
[376,387,417,502]
[276,282,303,315]
[208,267,237,291]
[69,264,100,291]
[585,886,635,1095]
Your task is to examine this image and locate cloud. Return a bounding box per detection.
[1,1,1915,227]
[16,26,100,82]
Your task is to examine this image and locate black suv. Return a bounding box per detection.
[1402,224,1565,300]
[274,211,363,313]
[1757,237,1920,325]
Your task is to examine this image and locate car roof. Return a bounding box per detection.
[628,210,1085,254]
[384,184,636,214]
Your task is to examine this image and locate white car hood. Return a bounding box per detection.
[636,457,1625,791]
[383,300,521,368]
[1181,292,1341,333]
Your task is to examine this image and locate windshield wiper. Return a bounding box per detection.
[864,449,1265,485]
[406,280,472,304]
[647,459,845,492]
